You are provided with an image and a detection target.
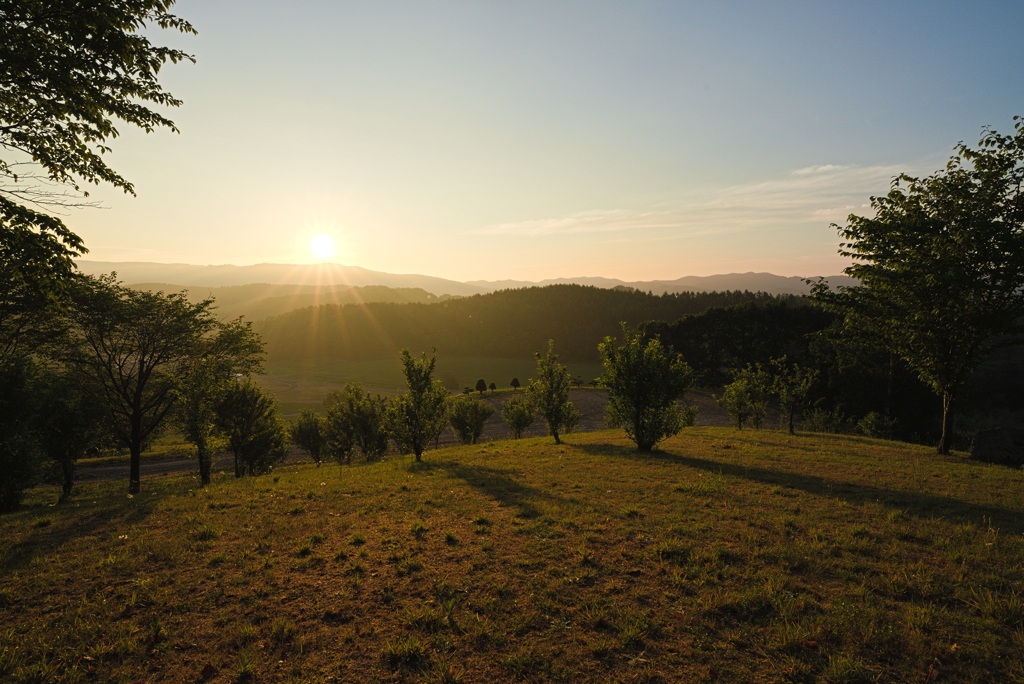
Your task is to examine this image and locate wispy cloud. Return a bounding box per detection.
[472,163,910,236]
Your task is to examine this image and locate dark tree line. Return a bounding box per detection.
[255,285,793,364]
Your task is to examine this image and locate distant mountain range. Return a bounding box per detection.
[466,273,855,296]
[77,260,854,297]
[75,261,488,296]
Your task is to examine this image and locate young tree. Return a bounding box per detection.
[448,395,495,445]
[510,377,521,392]
[813,118,1024,454]
[717,379,754,430]
[325,384,390,463]
[488,382,497,393]
[528,341,581,445]
[501,395,535,439]
[291,409,328,466]
[175,319,264,485]
[475,378,487,395]
[770,357,819,435]
[599,327,696,452]
[388,349,449,462]
[718,365,771,429]
[216,379,288,477]
[65,275,220,493]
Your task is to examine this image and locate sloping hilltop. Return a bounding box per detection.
[2,428,1023,683]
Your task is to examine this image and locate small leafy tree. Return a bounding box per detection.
[475,378,487,395]
[510,377,521,391]
[216,379,288,477]
[720,362,770,428]
[717,380,753,429]
[501,394,535,439]
[448,395,495,445]
[175,319,264,485]
[388,349,449,462]
[718,365,771,430]
[489,382,497,393]
[528,340,581,445]
[599,327,696,452]
[325,384,390,463]
[291,409,327,466]
[770,356,818,435]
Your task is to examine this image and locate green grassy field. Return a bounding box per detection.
[2,428,1023,683]
[259,356,605,418]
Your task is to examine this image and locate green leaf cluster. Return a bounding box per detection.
[325,384,390,464]
[528,341,581,445]
[501,395,535,439]
[599,327,695,451]
[388,349,449,461]
[448,395,494,445]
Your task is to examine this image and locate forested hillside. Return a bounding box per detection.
[130,283,450,321]
[255,285,793,363]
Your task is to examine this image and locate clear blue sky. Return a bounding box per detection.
[69,0,1024,282]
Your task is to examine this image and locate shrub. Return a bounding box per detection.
[857,411,897,439]
[448,395,494,445]
[501,395,535,439]
[325,384,390,464]
[599,326,696,451]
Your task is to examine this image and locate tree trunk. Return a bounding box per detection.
[59,458,74,503]
[129,413,142,494]
[937,390,953,455]
[129,444,141,494]
[198,444,212,485]
[788,408,795,436]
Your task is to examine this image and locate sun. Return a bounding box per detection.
[308,233,336,260]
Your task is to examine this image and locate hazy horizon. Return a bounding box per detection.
[55,1,1024,282]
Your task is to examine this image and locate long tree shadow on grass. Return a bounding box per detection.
[0,479,181,575]
[408,460,570,519]
[573,442,1024,535]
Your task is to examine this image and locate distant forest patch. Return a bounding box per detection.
[253,285,798,364]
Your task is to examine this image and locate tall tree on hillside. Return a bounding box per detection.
[528,341,581,445]
[475,378,487,395]
[388,349,449,462]
[813,118,1024,454]
[599,326,696,452]
[65,275,220,493]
